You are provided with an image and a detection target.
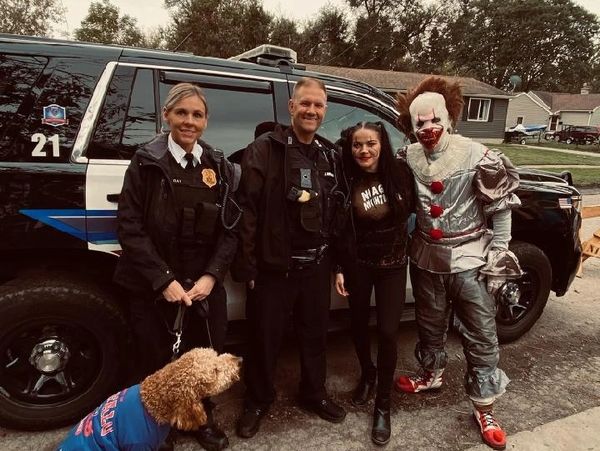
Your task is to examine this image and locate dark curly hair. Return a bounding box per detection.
[339,121,408,219]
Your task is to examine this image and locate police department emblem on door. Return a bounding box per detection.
[41,104,69,127]
[202,168,217,187]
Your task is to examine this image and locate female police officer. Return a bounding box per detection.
[114,82,240,451]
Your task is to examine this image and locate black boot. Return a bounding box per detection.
[351,367,376,407]
[371,397,391,446]
[195,399,229,451]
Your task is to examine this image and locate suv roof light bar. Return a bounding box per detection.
[230,44,305,71]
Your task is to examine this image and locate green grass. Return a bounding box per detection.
[483,143,600,188]
[544,168,600,188]
[486,144,600,166]
[528,140,600,153]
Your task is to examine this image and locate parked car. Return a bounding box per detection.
[550,125,600,144]
[0,35,583,431]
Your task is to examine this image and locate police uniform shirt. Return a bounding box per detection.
[168,133,203,168]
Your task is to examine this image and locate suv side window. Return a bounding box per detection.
[89,66,157,160]
[319,94,408,151]
[158,72,275,156]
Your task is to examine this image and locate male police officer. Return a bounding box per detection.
[233,77,348,438]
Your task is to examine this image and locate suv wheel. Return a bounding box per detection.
[565,137,573,144]
[519,138,527,145]
[496,241,552,343]
[0,276,128,430]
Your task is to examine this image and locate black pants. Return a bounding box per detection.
[346,264,407,399]
[243,258,331,408]
[128,284,228,382]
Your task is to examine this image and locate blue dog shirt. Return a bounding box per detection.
[57,384,170,450]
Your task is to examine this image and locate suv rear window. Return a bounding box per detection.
[2,57,100,162]
[319,94,407,151]
[0,54,48,158]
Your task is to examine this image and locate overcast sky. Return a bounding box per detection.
[57,0,600,36]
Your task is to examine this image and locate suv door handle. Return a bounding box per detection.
[106,193,120,203]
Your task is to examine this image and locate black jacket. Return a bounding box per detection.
[337,156,415,272]
[232,125,346,282]
[113,134,238,294]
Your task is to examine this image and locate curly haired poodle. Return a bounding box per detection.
[57,348,241,450]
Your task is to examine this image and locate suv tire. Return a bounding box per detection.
[0,276,128,430]
[496,241,552,343]
[565,137,573,145]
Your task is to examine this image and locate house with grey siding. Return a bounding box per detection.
[306,64,512,141]
[506,87,600,131]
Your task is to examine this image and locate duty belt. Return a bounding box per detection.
[291,243,328,269]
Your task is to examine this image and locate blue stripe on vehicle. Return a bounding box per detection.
[19,209,118,244]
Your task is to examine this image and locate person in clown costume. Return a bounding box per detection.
[394,76,522,450]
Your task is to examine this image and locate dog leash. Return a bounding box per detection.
[170,279,213,361]
[171,303,186,361]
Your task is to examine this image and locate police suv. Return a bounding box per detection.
[0,35,582,430]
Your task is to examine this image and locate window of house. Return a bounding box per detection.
[516,116,524,125]
[467,98,491,122]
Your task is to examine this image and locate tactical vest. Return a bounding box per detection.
[285,139,340,249]
[168,154,220,277]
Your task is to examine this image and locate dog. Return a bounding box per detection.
[57,348,241,450]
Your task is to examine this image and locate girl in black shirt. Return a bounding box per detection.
[335,122,414,446]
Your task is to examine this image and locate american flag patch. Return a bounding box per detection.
[558,197,572,209]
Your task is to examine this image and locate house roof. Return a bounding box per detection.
[531,91,600,112]
[305,64,511,98]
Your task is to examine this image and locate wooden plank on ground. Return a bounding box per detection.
[582,205,600,219]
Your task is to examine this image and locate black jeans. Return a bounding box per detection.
[243,256,332,408]
[128,283,228,382]
[346,263,407,399]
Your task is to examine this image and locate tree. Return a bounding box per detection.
[0,0,65,36]
[74,0,145,47]
[346,0,448,71]
[269,17,302,50]
[446,0,600,92]
[297,5,352,66]
[591,44,600,93]
[164,0,271,57]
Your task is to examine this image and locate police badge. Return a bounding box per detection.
[42,104,69,127]
[202,168,217,187]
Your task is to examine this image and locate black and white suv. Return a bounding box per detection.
[0,35,583,430]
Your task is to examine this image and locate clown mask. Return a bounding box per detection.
[409,92,452,153]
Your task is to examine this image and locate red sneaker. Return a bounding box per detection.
[473,408,507,450]
[395,369,444,393]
